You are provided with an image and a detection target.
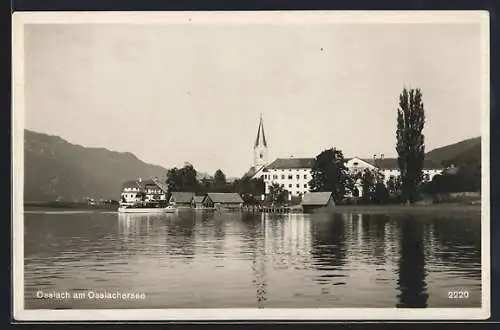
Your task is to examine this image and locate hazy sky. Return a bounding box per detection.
[24,21,483,177]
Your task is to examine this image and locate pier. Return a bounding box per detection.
[242,205,303,214]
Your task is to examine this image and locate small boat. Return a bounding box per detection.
[118,205,176,214]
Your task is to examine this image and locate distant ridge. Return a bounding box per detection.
[425,137,481,167]
[23,130,481,201]
[24,129,169,202]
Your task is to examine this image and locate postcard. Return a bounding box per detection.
[12,10,490,321]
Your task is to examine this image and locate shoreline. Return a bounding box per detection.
[24,202,481,215]
[331,203,481,215]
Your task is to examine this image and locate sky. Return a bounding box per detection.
[24,18,484,177]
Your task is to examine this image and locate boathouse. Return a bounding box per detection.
[202,193,244,209]
[169,192,195,207]
[301,192,335,213]
[191,195,205,209]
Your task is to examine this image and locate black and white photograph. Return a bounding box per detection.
[12,11,490,321]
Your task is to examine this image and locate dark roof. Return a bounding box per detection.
[169,192,195,203]
[122,178,168,193]
[346,157,442,170]
[242,165,265,179]
[266,158,315,169]
[301,192,334,206]
[151,178,169,193]
[205,193,244,204]
[122,180,142,189]
[263,156,442,172]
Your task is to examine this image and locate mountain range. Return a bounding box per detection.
[22,129,481,202]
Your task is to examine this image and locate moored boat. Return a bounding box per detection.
[118,205,176,213]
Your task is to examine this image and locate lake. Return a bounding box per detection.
[23,208,482,309]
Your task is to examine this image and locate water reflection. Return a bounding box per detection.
[396,216,429,308]
[24,208,481,309]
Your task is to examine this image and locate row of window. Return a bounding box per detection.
[122,193,165,199]
[269,183,308,189]
[287,183,308,188]
[123,187,139,192]
[264,174,308,180]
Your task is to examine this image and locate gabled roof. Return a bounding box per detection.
[151,177,169,193]
[301,192,334,206]
[266,158,315,169]
[243,165,266,179]
[122,180,143,189]
[169,192,195,203]
[346,157,442,170]
[192,196,205,203]
[122,178,168,193]
[205,193,244,204]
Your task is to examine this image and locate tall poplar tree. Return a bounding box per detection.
[396,88,426,204]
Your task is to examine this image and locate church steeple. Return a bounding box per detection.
[253,114,269,168]
[254,114,267,148]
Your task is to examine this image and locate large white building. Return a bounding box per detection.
[246,116,443,197]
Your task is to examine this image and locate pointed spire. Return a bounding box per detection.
[254,114,267,148]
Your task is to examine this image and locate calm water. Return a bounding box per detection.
[24,208,482,309]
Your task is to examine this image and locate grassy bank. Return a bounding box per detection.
[331,203,481,215]
[24,201,118,211]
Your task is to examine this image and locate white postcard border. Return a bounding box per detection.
[12,10,491,321]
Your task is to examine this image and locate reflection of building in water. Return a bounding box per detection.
[193,211,230,258]
[250,213,314,307]
[310,213,347,268]
[263,213,313,269]
[252,213,267,308]
[396,217,429,308]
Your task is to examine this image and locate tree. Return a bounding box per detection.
[166,164,200,193]
[232,177,265,197]
[386,176,401,194]
[309,148,350,202]
[374,182,390,204]
[213,169,228,192]
[200,177,212,193]
[267,182,288,206]
[361,169,376,203]
[396,87,426,204]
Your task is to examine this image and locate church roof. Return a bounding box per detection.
[242,165,265,179]
[254,115,267,148]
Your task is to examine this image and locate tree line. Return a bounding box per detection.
[166,163,265,204]
[307,87,480,205]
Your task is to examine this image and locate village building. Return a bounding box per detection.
[169,192,195,207]
[202,193,244,209]
[258,158,315,197]
[301,191,336,213]
[345,156,443,184]
[120,178,168,206]
[253,155,443,198]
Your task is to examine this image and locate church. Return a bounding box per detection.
[243,115,315,197]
